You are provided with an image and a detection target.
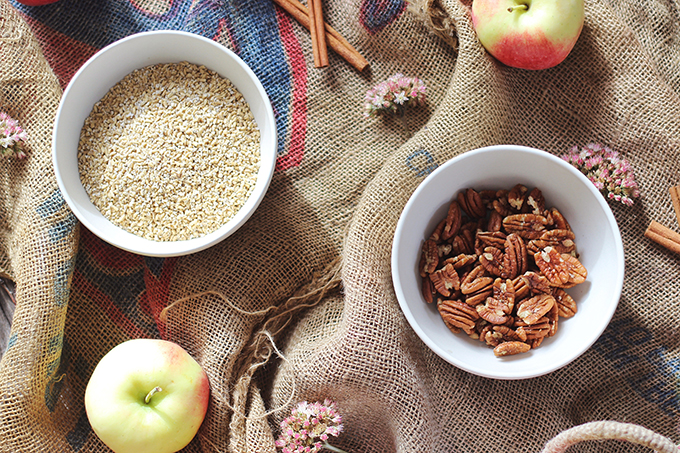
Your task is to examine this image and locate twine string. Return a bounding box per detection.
[161,257,343,425]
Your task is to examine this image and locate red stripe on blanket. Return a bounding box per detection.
[19,13,98,89]
[72,269,148,339]
[140,257,177,340]
[214,17,236,50]
[274,8,308,172]
[80,228,144,271]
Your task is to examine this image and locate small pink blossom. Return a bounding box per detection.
[275,400,347,453]
[363,73,426,118]
[561,144,640,206]
[0,112,27,159]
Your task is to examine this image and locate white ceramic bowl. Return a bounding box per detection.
[391,145,624,380]
[53,30,277,257]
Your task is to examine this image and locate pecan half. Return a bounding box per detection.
[534,246,571,286]
[458,188,486,219]
[516,321,550,340]
[441,200,462,241]
[479,246,504,276]
[468,319,488,340]
[438,299,479,335]
[528,337,544,349]
[548,207,572,231]
[492,278,515,314]
[501,233,528,279]
[503,213,549,240]
[493,341,531,357]
[429,219,446,242]
[443,253,478,270]
[552,288,577,318]
[475,231,506,255]
[527,187,545,215]
[519,271,551,296]
[451,229,475,255]
[465,288,494,306]
[477,298,510,324]
[512,275,530,300]
[419,239,439,277]
[480,326,500,347]
[527,229,576,256]
[492,197,512,217]
[514,316,550,329]
[429,263,460,297]
[514,271,552,301]
[562,254,587,287]
[535,247,587,287]
[515,316,550,340]
[481,321,517,345]
[516,294,555,325]
[485,330,509,347]
[460,265,493,295]
[487,210,503,232]
[421,275,435,303]
[508,184,529,211]
[493,325,527,342]
[437,242,453,258]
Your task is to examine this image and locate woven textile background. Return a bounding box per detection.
[1,0,679,452]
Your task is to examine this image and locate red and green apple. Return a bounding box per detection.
[84,339,210,453]
[471,0,585,70]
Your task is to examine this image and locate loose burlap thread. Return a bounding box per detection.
[1,0,680,452]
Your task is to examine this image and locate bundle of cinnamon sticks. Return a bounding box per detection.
[272,0,369,71]
[644,186,680,254]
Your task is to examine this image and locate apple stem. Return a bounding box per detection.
[144,386,163,404]
[507,4,528,12]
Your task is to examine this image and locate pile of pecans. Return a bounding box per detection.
[419,184,587,357]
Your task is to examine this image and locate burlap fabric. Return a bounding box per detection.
[1,0,679,452]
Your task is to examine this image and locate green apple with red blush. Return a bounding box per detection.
[471,0,585,70]
[84,339,210,453]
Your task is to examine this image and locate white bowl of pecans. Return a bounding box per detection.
[53,31,277,257]
[391,145,624,380]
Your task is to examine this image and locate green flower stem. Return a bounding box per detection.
[323,443,349,453]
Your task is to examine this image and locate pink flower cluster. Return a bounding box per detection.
[363,73,426,117]
[275,400,344,453]
[0,112,27,159]
[561,143,640,206]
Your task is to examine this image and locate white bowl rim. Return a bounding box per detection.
[52,30,277,257]
[391,144,625,380]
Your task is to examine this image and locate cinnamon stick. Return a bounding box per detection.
[670,186,680,227]
[644,220,680,254]
[308,0,328,67]
[272,0,369,71]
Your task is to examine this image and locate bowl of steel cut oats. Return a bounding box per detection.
[53,30,277,257]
